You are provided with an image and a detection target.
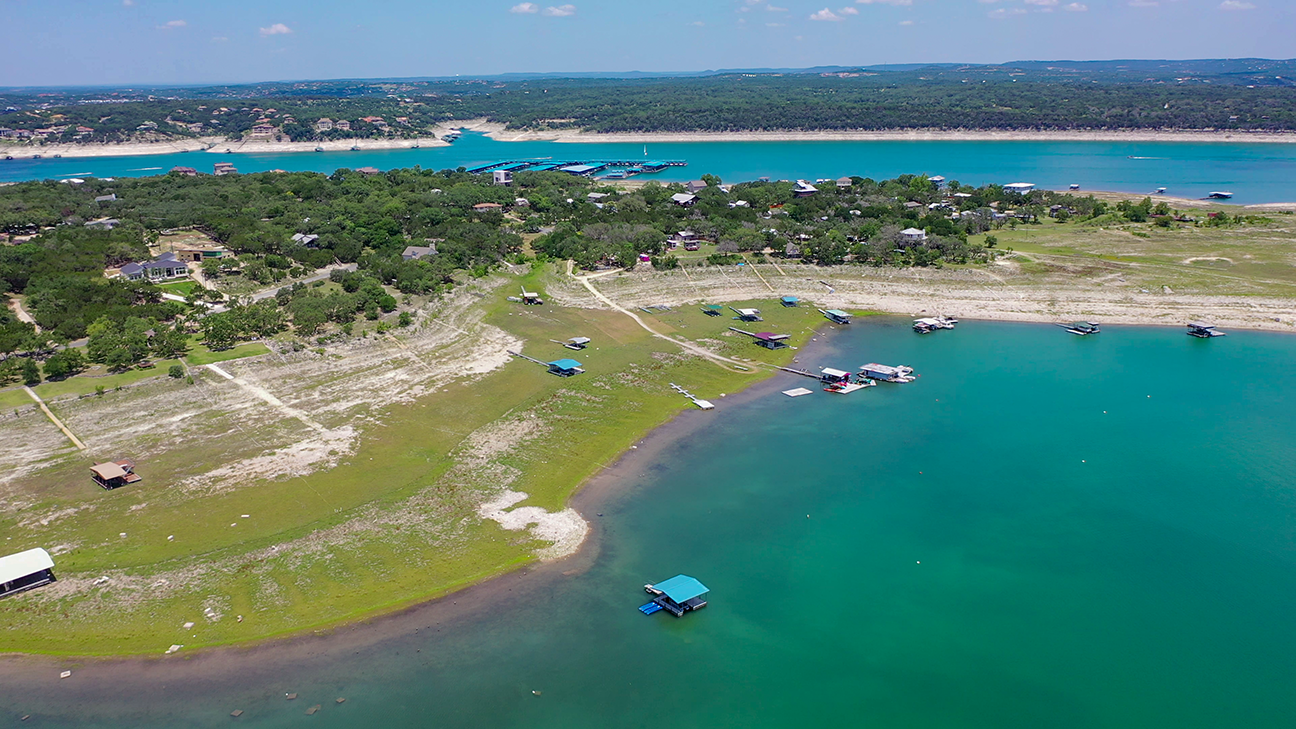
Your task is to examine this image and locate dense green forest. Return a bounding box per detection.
[0,164,1195,382]
[6,67,1296,143]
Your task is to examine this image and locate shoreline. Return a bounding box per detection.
[7,124,1296,161]
[482,125,1296,145]
[0,325,839,709]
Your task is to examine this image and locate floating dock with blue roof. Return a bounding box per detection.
[640,575,709,617]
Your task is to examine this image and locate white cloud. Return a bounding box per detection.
[259,23,292,36]
[839,6,859,14]
[766,21,785,26]
[1219,0,1255,8]
[542,4,577,16]
[989,6,1027,16]
[1128,0,1157,6]
[767,5,788,11]
[1025,0,1058,5]
[690,20,705,25]
[211,36,229,42]
[809,7,843,20]
[899,19,915,24]
[510,2,539,12]
[857,0,912,5]
[1063,2,1088,10]
[160,19,186,28]
[122,0,134,6]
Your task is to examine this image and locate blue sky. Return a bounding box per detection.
[3,0,1290,87]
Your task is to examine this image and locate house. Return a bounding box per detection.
[472,202,503,212]
[903,201,923,210]
[290,233,320,247]
[249,124,277,138]
[793,180,818,197]
[90,459,142,490]
[335,120,352,131]
[727,200,750,208]
[315,118,334,131]
[784,242,802,259]
[587,192,609,202]
[1004,182,1036,193]
[213,162,237,176]
[84,218,120,230]
[119,252,188,282]
[670,193,697,207]
[94,194,117,203]
[493,170,513,186]
[547,358,584,377]
[360,116,384,124]
[928,175,946,187]
[513,197,530,207]
[685,180,709,193]
[0,548,56,599]
[175,244,230,262]
[356,166,380,175]
[836,176,852,189]
[899,227,928,244]
[170,166,198,176]
[402,245,436,260]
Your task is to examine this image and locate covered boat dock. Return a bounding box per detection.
[0,548,56,599]
[640,574,709,617]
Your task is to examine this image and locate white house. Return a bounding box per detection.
[899,227,928,244]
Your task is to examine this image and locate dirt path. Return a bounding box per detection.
[568,262,756,372]
[8,296,39,333]
[22,386,87,450]
[204,363,326,433]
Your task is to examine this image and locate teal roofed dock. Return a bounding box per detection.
[641,574,709,617]
[547,358,585,377]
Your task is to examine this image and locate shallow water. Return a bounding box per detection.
[6,319,1296,727]
[5,133,1296,202]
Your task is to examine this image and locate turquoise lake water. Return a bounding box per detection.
[6,132,1296,202]
[8,320,1296,727]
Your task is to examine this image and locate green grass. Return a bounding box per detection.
[33,360,182,400]
[156,280,197,297]
[0,266,828,656]
[0,387,35,410]
[185,341,271,366]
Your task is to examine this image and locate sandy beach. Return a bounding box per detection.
[0,134,450,160]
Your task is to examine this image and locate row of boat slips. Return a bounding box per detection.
[466,159,687,177]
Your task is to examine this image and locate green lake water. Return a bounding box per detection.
[8,320,1296,727]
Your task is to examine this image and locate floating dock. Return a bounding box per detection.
[1187,321,1226,338]
[641,575,709,617]
[1058,321,1100,336]
[859,363,916,383]
[670,383,714,410]
[819,309,852,324]
[913,316,957,334]
[467,159,686,177]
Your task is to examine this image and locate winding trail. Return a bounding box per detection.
[567,261,757,372]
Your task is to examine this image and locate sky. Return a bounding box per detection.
[2,0,1292,87]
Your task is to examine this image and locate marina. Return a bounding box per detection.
[466,158,687,178]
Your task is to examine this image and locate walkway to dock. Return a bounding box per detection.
[23,386,87,450]
[567,262,753,373]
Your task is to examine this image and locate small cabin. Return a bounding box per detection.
[640,574,709,617]
[731,307,763,322]
[547,359,585,377]
[91,459,142,490]
[0,548,56,599]
[781,296,799,308]
[820,367,852,384]
[793,180,818,197]
[753,332,790,349]
[564,337,591,350]
[821,309,851,324]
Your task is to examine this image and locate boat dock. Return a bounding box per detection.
[467,159,687,177]
[1058,321,1100,336]
[1187,321,1226,338]
[729,327,790,349]
[819,309,852,324]
[670,383,715,410]
[913,316,957,334]
[859,363,916,383]
[640,575,709,617]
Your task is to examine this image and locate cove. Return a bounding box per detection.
[5,319,1296,728]
[5,133,1296,203]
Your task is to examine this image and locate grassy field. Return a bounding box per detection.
[33,360,182,401]
[185,341,271,366]
[0,266,843,656]
[156,280,197,297]
[0,386,35,410]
